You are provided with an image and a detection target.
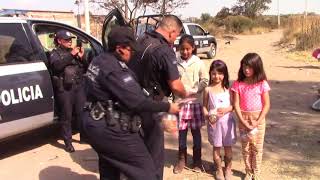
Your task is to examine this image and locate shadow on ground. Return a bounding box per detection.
[70,148,98,173]
[0,125,60,159]
[39,166,98,180]
[277,65,320,70]
[164,80,320,179]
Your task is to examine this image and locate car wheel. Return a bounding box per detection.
[207,43,216,59]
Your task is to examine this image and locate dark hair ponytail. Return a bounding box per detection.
[178,34,197,55]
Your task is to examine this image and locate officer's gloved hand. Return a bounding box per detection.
[71,47,84,59]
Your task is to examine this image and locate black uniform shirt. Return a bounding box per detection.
[129,31,180,97]
[86,52,170,113]
[49,47,86,77]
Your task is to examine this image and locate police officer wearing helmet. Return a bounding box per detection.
[50,30,87,153]
[128,15,187,179]
[83,26,180,180]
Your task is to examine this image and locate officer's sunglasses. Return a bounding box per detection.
[122,45,135,53]
[61,38,73,42]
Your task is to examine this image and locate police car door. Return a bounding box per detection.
[0,19,54,140]
[102,8,127,51]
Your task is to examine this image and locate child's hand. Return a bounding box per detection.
[251,120,259,128]
[216,108,227,117]
[243,121,254,130]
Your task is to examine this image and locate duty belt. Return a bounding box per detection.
[88,101,142,132]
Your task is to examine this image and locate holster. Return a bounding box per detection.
[52,76,64,92]
[89,102,106,121]
[89,101,142,133]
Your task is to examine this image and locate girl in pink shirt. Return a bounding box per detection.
[231,53,270,180]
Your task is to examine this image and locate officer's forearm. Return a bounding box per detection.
[168,79,186,98]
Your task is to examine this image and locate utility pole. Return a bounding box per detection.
[161,0,166,15]
[75,0,81,28]
[84,0,90,34]
[304,0,308,19]
[277,0,280,28]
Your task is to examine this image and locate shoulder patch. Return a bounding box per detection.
[123,75,133,83]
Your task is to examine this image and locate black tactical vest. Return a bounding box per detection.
[129,32,170,97]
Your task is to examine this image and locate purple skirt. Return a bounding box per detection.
[207,112,237,147]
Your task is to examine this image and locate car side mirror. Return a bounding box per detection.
[204,31,210,35]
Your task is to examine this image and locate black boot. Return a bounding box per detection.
[192,147,202,172]
[173,148,187,174]
[64,141,75,153]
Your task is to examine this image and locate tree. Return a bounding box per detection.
[90,0,149,23]
[90,0,188,23]
[200,13,211,23]
[148,0,189,15]
[232,0,271,18]
[216,7,231,19]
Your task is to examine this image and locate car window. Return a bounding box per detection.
[37,32,91,51]
[187,25,205,36]
[0,23,38,64]
[34,25,94,64]
[136,24,156,37]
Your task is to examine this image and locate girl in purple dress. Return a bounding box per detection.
[203,60,236,180]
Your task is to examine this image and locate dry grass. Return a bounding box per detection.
[281,15,320,50]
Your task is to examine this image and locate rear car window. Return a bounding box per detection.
[0,23,37,64]
[187,25,205,36]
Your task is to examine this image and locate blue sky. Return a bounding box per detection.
[1,0,320,18]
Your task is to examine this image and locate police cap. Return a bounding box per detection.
[108,26,140,51]
[56,30,75,40]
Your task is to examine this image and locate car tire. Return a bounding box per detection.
[207,43,216,59]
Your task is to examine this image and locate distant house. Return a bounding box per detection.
[0,8,104,40]
[0,9,75,26]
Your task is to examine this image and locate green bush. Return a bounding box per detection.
[224,16,254,33]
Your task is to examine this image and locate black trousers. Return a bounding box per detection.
[56,84,86,143]
[141,113,164,180]
[83,112,158,180]
[178,128,202,150]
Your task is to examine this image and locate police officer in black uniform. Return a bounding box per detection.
[50,30,87,152]
[128,15,187,179]
[83,26,180,180]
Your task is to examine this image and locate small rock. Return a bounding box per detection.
[311,85,318,89]
[48,155,58,161]
[266,139,277,144]
[291,142,298,146]
[290,111,303,115]
[279,111,288,114]
[268,121,279,127]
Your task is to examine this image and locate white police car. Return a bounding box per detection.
[0,9,126,141]
[136,15,217,59]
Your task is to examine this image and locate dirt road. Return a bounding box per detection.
[1,30,319,180]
